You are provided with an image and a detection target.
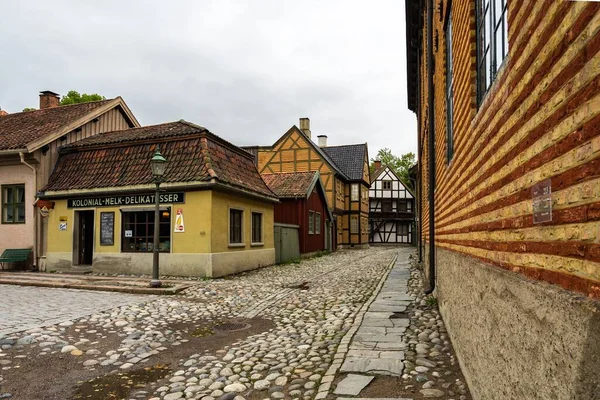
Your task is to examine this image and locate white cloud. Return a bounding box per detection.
[0,0,417,159]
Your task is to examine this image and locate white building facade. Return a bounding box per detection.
[368,165,415,244]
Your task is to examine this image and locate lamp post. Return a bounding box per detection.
[150,146,167,288]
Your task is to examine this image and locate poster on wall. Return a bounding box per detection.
[174,208,185,232]
[59,222,67,231]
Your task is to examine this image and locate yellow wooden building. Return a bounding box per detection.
[39,121,277,277]
[244,118,370,248]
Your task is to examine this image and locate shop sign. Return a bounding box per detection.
[67,192,185,208]
[39,206,50,218]
[59,222,67,231]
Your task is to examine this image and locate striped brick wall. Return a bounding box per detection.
[418,1,600,299]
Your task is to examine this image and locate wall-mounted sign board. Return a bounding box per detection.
[67,192,185,208]
[532,179,552,224]
[100,212,114,246]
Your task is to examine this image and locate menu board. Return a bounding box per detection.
[100,212,115,245]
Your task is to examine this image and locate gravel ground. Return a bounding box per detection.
[0,247,399,400]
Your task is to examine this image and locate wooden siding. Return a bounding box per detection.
[416,1,600,298]
[34,107,132,192]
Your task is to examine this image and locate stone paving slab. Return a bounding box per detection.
[333,374,374,395]
[0,284,151,335]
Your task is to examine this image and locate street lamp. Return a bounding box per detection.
[150,146,167,288]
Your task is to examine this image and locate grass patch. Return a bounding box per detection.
[425,296,438,307]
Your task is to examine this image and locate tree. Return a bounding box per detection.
[22,107,37,112]
[60,90,105,105]
[371,148,416,189]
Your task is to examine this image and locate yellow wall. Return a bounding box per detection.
[211,190,274,253]
[47,200,74,253]
[172,191,212,253]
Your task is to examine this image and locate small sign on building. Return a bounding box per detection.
[174,208,185,232]
[532,179,552,224]
[59,222,67,231]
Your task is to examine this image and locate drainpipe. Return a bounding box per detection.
[19,152,38,268]
[424,0,436,294]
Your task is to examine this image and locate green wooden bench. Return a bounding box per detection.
[0,248,32,270]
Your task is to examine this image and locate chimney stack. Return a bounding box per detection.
[0,108,8,117]
[317,135,328,148]
[39,90,60,109]
[299,117,311,139]
[374,160,382,170]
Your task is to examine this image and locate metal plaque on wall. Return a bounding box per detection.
[532,179,552,224]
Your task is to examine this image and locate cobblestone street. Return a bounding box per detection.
[0,247,471,400]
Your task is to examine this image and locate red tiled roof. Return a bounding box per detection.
[0,100,114,150]
[42,121,277,199]
[261,172,318,198]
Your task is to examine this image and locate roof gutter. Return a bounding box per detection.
[0,149,29,155]
[19,152,38,268]
[424,0,436,295]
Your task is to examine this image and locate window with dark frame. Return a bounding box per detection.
[351,184,359,201]
[315,212,321,234]
[121,210,170,252]
[397,200,408,212]
[1,184,25,224]
[383,181,392,190]
[230,208,243,244]
[382,199,392,213]
[308,211,314,234]
[446,7,454,162]
[477,0,508,104]
[251,212,262,244]
[350,215,359,234]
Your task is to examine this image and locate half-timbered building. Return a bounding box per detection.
[368,162,415,244]
[244,118,370,248]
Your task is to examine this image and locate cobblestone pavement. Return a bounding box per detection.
[0,285,150,335]
[0,247,401,400]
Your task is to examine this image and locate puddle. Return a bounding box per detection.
[72,364,171,399]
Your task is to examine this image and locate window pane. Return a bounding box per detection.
[4,187,12,204]
[315,213,321,234]
[16,204,25,223]
[4,204,12,222]
[503,11,509,58]
[495,23,503,70]
[16,187,25,203]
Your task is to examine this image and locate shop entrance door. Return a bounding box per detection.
[76,210,94,265]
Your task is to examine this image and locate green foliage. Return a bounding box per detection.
[425,296,438,307]
[370,148,416,189]
[60,90,105,105]
[22,107,37,112]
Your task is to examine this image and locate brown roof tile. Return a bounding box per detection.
[261,172,318,198]
[0,99,114,150]
[42,121,277,199]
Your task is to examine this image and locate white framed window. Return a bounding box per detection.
[251,212,263,245]
[308,210,314,234]
[351,184,359,201]
[229,208,244,245]
[315,212,321,234]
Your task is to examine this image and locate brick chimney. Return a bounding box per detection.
[0,109,8,117]
[39,91,60,109]
[374,160,382,170]
[317,135,328,148]
[299,117,311,139]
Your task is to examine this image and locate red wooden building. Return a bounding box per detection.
[262,171,333,254]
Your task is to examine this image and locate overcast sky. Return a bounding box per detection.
[0,0,417,159]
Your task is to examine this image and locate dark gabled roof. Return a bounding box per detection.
[0,98,133,151]
[261,171,318,198]
[41,121,277,200]
[322,143,367,181]
[371,165,388,181]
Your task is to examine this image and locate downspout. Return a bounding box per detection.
[424,0,436,294]
[19,152,37,268]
